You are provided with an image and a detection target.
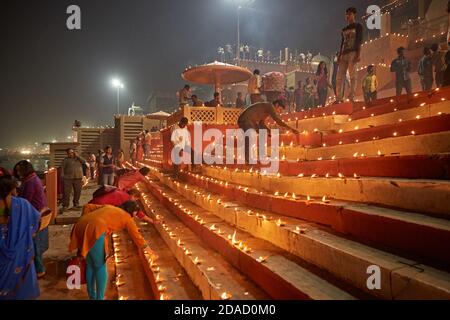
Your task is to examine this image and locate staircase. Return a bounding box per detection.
[116,89,450,300]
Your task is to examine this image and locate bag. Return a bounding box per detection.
[66,256,87,285]
[39,207,52,232]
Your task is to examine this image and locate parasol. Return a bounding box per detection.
[182,61,253,93]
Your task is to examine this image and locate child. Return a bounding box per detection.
[362,65,378,104]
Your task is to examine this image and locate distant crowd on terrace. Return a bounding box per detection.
[179,5,450,112]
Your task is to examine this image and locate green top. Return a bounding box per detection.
[0,207,6,217]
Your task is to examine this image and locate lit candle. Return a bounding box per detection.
[322,196,330,204]
[221,292,232,300]
[194,257,201,265]
[158,285,167,292]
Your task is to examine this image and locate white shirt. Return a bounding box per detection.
[171,125,191,150]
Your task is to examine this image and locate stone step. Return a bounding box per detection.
[285,99,450,134]
[350,89,450,120]
[200,166,450,217]
[111,231,155,300]
[178,170,450,266]
[282,131,450,161]
[321,114,450,147]
[336,101,450,133]
[133,221,203,300]
[147,171,450,300]
[285,115,349,133]
[140,180,358,300]
[219,154,450,180]
[134,183,270,300]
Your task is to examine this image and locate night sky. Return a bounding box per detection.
[0,0,379,148]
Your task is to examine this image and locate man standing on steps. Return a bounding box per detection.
[248,69,263,104]
[390,47,412,96]
[237,100,299,164]
[335,7,363,104]
[61,148,86,213]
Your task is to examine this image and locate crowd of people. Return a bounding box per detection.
[129,129,157,166]
[1,157,156,300]
[0,162,52,299]
[179,5,450,114]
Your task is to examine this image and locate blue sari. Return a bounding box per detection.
[0,197,41,300]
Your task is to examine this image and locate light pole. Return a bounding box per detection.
[236,5,242,64]
[111,78,124,115]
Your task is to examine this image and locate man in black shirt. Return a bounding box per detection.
[418,47,434,91]
[336,7,363,103]
[390,47,412,96]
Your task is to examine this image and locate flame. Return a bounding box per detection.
[194,257,201,265]
[231,231,237,245]
[221,292,232,300]
[210,224,217,231]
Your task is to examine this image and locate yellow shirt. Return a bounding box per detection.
[69,204,147,257]
[363,74,378,93]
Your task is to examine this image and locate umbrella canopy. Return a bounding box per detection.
[182,61,253,93]
[146,111,170,120]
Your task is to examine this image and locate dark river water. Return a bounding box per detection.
[0,155,49,174]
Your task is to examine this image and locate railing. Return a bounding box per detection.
[407,15,448,47]
[167,106,243,127]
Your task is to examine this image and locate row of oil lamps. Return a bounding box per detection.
[137,184,234,301]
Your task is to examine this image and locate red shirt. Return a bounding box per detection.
[89,189,146,219]
[118,171,146,190]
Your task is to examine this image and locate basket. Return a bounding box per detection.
[39,208,52,231]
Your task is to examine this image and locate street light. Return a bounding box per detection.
[236,5,242,64]
[232,0,254,64]
[111,78,124,115]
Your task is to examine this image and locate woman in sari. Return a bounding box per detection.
[14,161,49,278]
[0,168,41,300]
